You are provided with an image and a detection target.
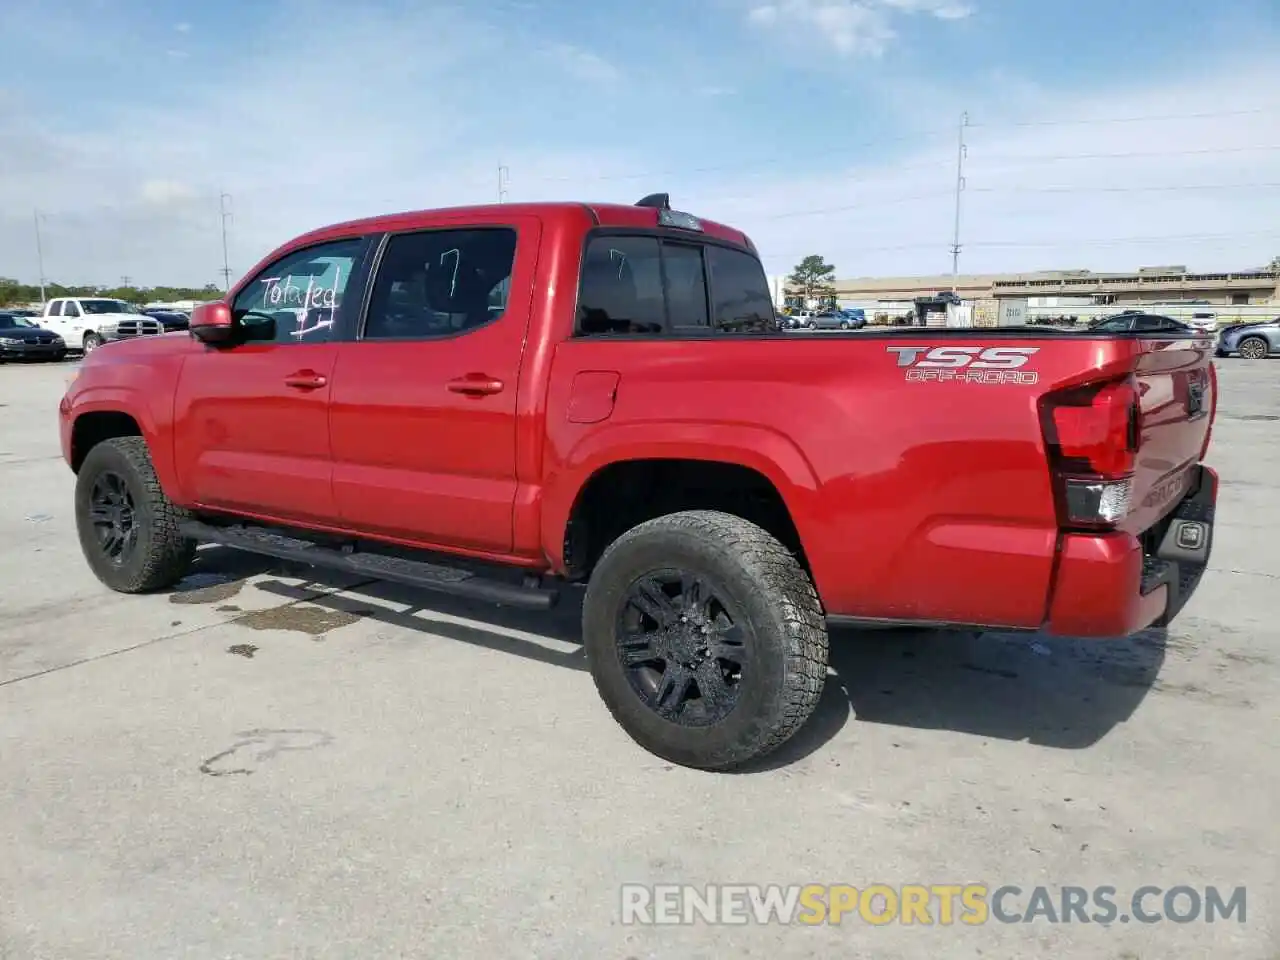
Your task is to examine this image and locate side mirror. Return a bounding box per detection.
[189,301,235,345]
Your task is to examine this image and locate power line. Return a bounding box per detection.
[969,181,1280,195]
[727,181,1280,224]
[468,108,1280,191]
[967,105,1280,129]
[970,143,1280,168]
[761,230,1280,261]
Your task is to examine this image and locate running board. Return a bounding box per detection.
[179,520,558,610]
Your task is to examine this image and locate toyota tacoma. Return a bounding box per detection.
[59,194,1220,770]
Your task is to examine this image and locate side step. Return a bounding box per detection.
[179,520,558,611]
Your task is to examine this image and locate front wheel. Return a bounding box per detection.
[839,321,850,330]
[582,510,828,771]
[75,436,196,592]
[1238,336,1269,360]
[82,332,103,354]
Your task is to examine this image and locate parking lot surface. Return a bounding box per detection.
[1,357,1276,959]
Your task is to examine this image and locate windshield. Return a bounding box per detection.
[79,299,138,315]
[0,315,37,328]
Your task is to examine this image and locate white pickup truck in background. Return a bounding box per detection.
[39,297,166,353]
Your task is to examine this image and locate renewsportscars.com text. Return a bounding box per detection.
[620,884,1246,926]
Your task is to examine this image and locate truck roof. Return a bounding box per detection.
[289,200,757,255]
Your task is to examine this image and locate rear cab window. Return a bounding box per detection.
[575,232,776,337]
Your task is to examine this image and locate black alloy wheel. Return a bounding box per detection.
[88,470,138,564]
[616,570,748,726]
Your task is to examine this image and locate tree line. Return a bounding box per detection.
[2,252,845,310]
[0,277,223,307]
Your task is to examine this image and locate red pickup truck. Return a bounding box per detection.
[59,194,1219,770]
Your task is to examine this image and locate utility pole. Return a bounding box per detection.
[219,192,233,292]
[950,111,969,292]
[498,165,509,203]
[120,275,132,289]
[33,209,47,305]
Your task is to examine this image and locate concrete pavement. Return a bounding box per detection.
[1,357,1276,959]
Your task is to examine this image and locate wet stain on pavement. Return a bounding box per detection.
[227,643,258,658]
[235,604,361,636]
[199,728,333,776]
[169,572,245,605]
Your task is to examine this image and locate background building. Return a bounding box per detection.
[826,263,1280,307]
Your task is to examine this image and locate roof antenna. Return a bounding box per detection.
[635,193,670,209]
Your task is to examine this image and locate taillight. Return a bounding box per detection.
[1039,376,1141,529]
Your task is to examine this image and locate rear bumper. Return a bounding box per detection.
[1045,464,1218,638]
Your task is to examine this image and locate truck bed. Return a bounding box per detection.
[545,327,1216,633]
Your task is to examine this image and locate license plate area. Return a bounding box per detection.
[1140,465,1217,626]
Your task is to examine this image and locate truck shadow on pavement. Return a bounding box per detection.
[189,549,1167,768]
[760,624,1168,770]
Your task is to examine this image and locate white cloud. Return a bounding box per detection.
[0,2,1276,290]
[880,0,972,19]
[745,0,972,56]
[544,43,622,84]
[692,61,1280,279]
[174,22,191,33]
[139,180,199,205]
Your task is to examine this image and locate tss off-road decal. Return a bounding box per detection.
[886,346,1041,384]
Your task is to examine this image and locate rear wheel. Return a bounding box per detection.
[75,437,196,592]
[83,332,103,354]
[839,320,850,330]
[1238,336,1269,360]
[582,510,828,771]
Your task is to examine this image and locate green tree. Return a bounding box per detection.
[0,280,224,307]
[787,254,837,306]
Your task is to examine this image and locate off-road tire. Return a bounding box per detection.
[582,510,828,770]
[75,436,196,593]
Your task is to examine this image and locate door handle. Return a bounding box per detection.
[447,374,505,396]
[284,371,327,390]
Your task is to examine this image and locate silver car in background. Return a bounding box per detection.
[1216,318,1280,359]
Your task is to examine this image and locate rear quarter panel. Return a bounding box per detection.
[541,334,1176,627]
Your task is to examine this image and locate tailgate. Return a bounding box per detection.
[1122,337,1215,536]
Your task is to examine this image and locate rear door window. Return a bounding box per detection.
[661,242,709,331]
[576,236,666,335]
[706,245,776,334]
[576,234,773,337]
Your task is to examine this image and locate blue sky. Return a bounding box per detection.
[1,0,1278,286]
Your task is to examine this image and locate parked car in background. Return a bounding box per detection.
[38,297,166,354]
[811,308,866,330]
[783,310,814,329]
[0,311,67,362]
[837,308,867,329]
[1089,312,1196,334]
[1187,311,1218,333]
[1215,317,1280,359]
[141,308,191,332]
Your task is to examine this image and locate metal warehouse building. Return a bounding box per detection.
[830,261,1280,307]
